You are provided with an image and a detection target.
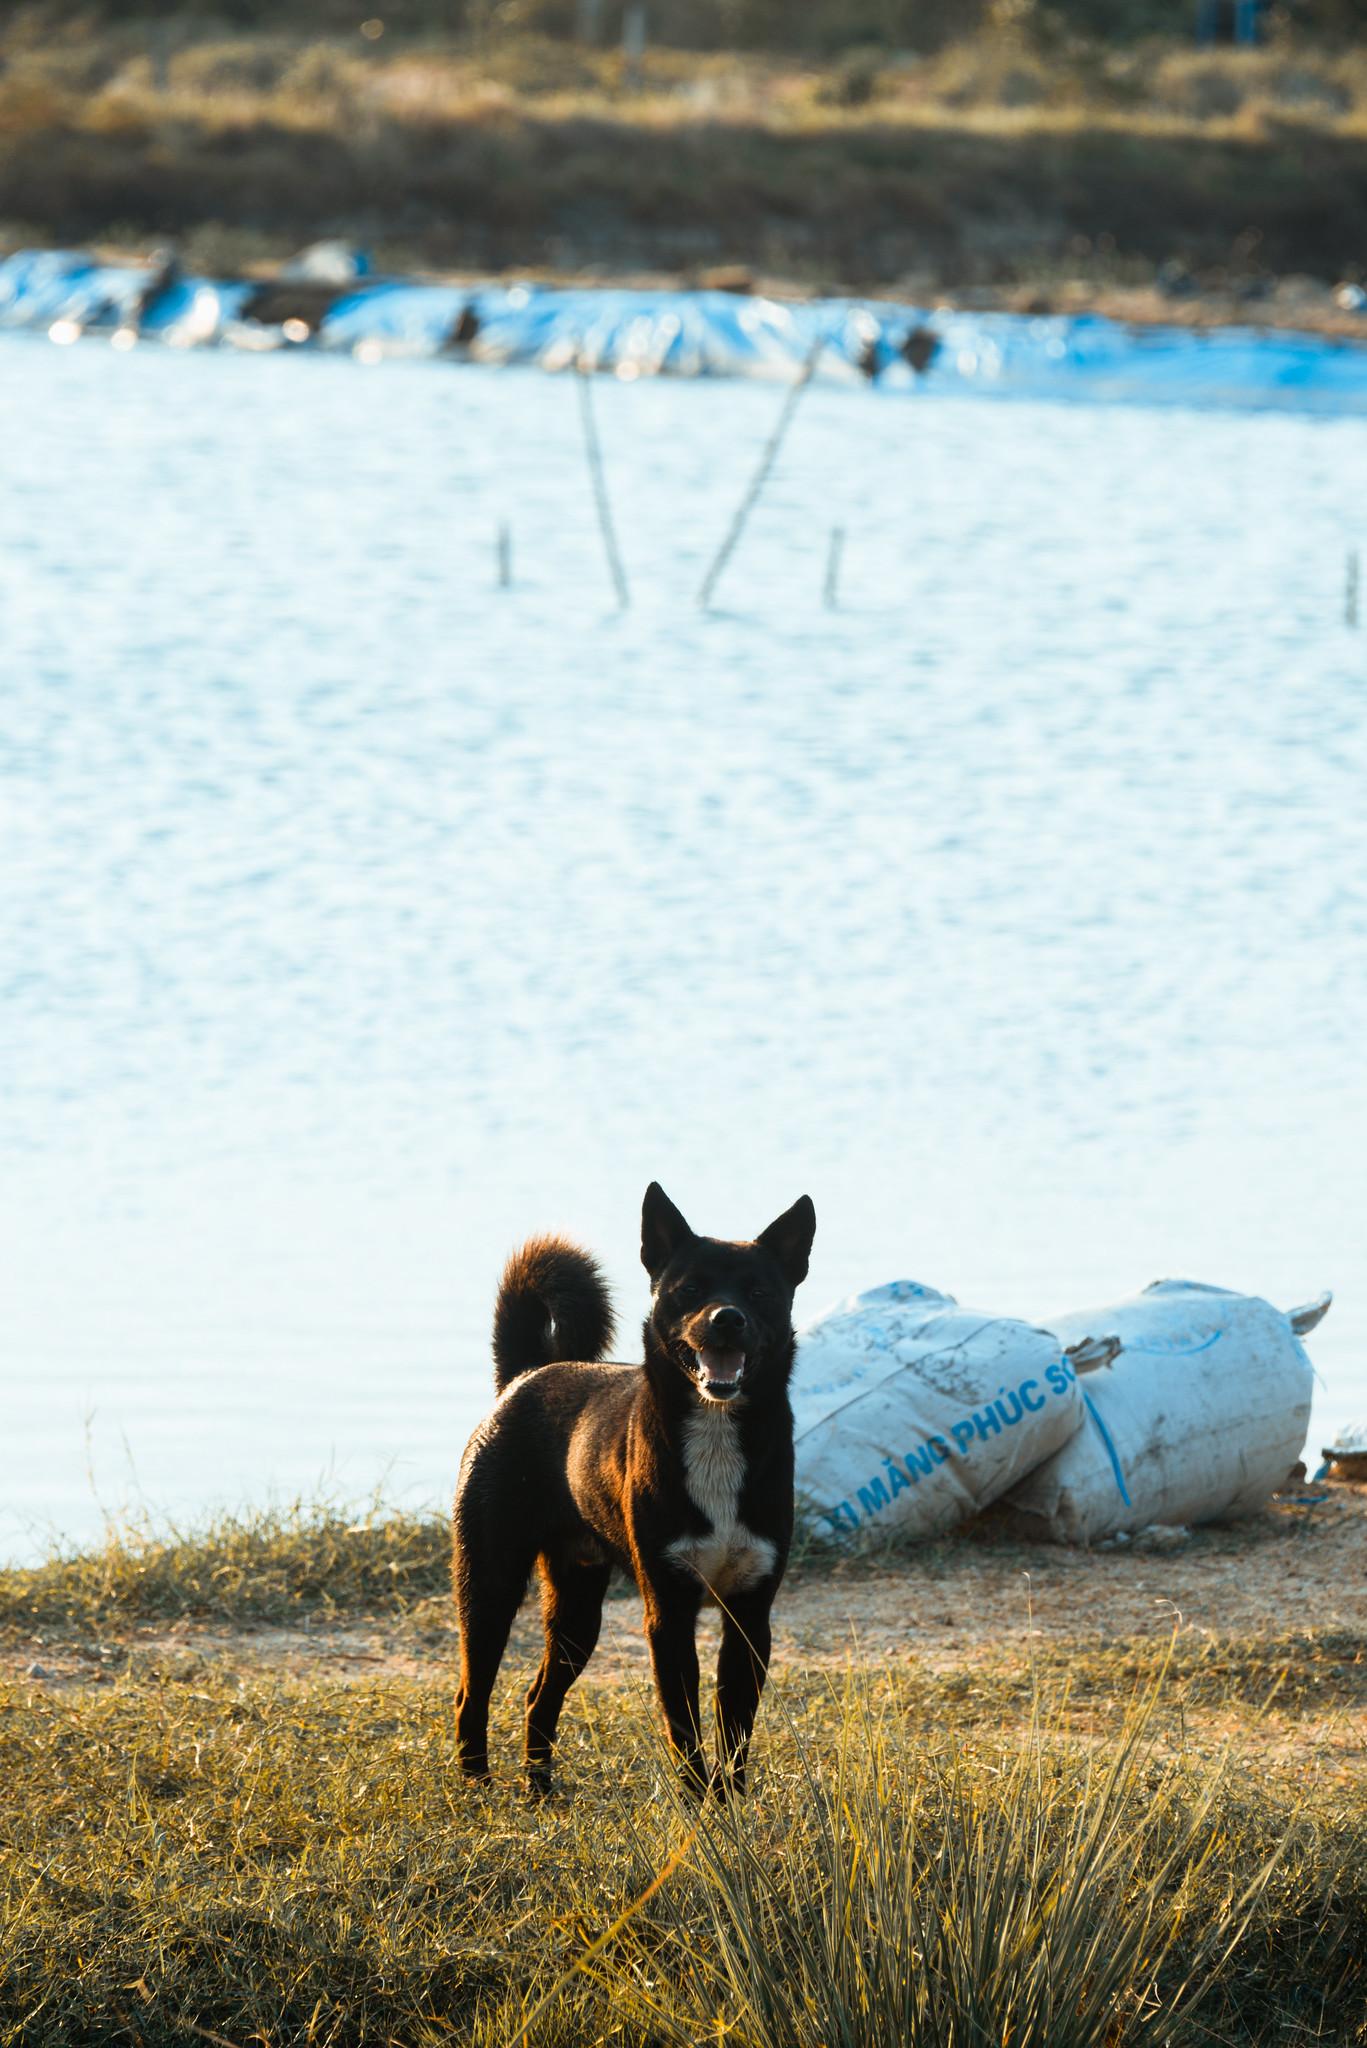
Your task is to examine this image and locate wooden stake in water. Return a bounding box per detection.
[698,340,823,612]
[1347,548,1360,628]
[823,525,844,610]
[497,521,512,590]
[150,21,172,90]
[576,358,630,610]
[622,1,647,90]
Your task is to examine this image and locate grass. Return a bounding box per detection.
[2,24,1367,296]
[0,1497,452,1638]
[0,1495,858,1643]
[0,1504,1364,2045]
[608,1681,1322,2048]
[0,1655,1362,2045]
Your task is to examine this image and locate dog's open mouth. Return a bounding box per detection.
[695,1345,746,1401]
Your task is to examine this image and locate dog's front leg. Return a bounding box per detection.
[641,1585,706,1795]
[713,1592,773,1797]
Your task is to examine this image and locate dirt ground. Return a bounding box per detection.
[8,1485,1364,1697]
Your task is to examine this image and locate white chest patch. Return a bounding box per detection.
[666,1407,777,1604]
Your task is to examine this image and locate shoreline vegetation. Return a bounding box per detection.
[1,1493,1363,2043]
[4,20,1367,339]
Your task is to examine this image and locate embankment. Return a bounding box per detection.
[3,32,1367,311]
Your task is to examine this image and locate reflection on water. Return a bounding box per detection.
[1,335,1364,1559]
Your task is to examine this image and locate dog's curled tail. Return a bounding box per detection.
[492,1234,616,1392]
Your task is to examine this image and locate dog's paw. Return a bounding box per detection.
[673,1757,708,1804]
[707,1765,745,1803]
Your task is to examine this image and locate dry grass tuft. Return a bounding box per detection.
[0,1496,450,1638]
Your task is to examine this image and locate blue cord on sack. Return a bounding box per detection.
[1081,1389,1132,1507]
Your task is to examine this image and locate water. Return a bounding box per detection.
[2,332,1364,1562]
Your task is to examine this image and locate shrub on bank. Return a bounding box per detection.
[4,10,1367,292]
[16,0,1367,49]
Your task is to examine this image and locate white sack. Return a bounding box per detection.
[791,1280,1087,1545]
[1004,1280,1326,1545]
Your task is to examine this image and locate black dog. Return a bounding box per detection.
[452,1182,815,1796]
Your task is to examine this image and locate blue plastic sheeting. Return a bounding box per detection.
[0,249,151,328]
[324,281,1367,414]
[141,277,256,337]
[4,249,1367,416]
[0,248,253,339]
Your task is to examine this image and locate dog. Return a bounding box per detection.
[452,1182,815,1796]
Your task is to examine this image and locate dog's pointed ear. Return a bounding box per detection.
[642,1182,694,1283]
[757,1195,815,1288]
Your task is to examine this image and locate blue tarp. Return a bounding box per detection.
[4,249,1366,416]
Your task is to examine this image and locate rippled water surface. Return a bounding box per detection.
[3,334,1364,1559]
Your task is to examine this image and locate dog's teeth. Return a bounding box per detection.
[698,1344,745,1383]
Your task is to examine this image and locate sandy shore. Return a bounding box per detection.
[9,1484,1364,1697]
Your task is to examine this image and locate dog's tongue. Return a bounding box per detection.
[698,1346,745,1384]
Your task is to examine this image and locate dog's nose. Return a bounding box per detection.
[709,1304,746,1340]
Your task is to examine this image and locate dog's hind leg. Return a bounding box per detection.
[453,1538,535,1782]
[713,1593,773,1797]
[524,1556,611,1796]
